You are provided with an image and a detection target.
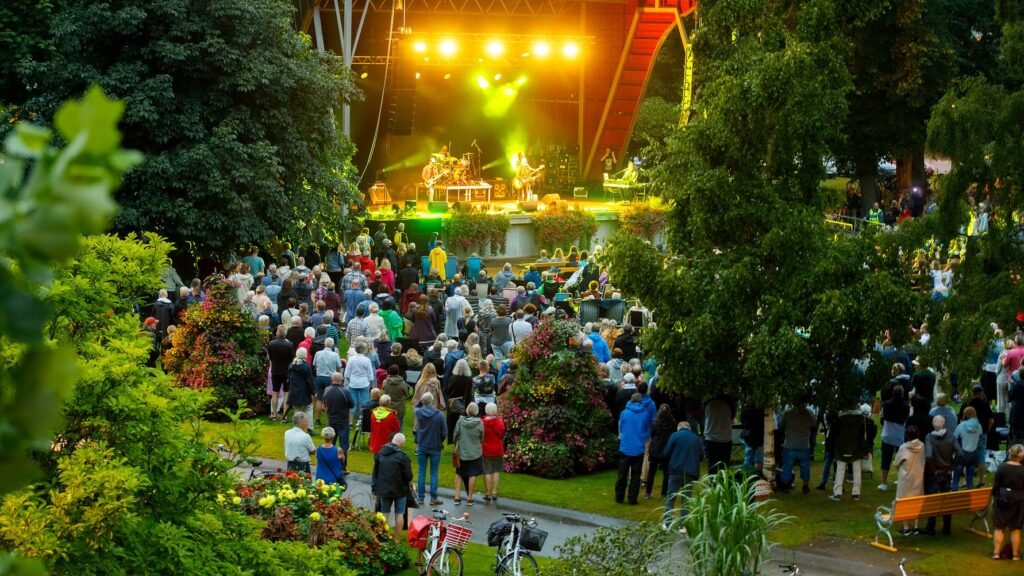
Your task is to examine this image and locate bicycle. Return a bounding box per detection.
[412,508,473,576]
[779,564,800,575]
[898,558,908,576]
[490,512,545,576]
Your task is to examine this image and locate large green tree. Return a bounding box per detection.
[920,0,1024,383]
[6,0,359,258]
[605,0,922,411]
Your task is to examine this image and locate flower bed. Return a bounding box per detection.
[223,470,409,575]
[501,319,618,478]
[443,209,510,255]
[532,205,597,251]
[619,200,670,241]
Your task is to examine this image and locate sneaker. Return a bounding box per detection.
[828,494,841,501]
[815,483,827,491]
[802,485,810,494]
[853,495,861,501]
[430,499,443,506]
[678,527,688,535]
[898,528,915,537]
[877,483,888,491]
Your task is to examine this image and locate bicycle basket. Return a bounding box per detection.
[520,526,548,552]
[407,515,432,549]
[486,518,513,547]
[442,524,473,552]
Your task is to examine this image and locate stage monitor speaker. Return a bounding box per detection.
[520,201,538,212]
[368,183,391,205]
[540,193,562,206]
[427,201,448,214]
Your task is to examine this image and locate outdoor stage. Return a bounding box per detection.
[362,190,636,259]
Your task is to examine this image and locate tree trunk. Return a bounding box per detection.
[896,153,913,195]
[858,171,879,215]
[762,408,776,484]
[911,147,926,191]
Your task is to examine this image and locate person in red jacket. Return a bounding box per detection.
[369,395,401,454]
[481,402,507,502]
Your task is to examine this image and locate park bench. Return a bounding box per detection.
[871,487,991,552]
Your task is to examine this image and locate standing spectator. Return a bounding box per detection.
[493,263,516,291]
[878,385,909,491]
[587,324,611,363]
[381,365,409,427]
[345,342,375,443]
[991,443,1024,560]
[412,365,445,412]
[322,373,354,462]
[476,299,496,356]
[662,421,703,525]
[1011,370,1024,446]
[490,306,514,361]
[910,359,937,404]
[315,427,346,488]
[893,426,925,535]
[481,403,507,503]
[453,403,485,506]
[829,405,870,501]
[961,383,995,485]
[415,392,447,506]
[645,404,677,499]
[369,395,401,455]
[446,359,475,443]
[704,395,735,474]
[510,310,533,345]
[429,241,448,281]
[929,393,958,435]
[152,289,175,338]
[284,412,315,473]
[923,415,956,536]
[953,406,984,490]
[444,285,468,339]
[372,433,413,542]
[267,325,295,420]
[287,348,316,428]
[472,360,497,415]
[778,402,817,494]
[741,404,766,478]
[312,337,343,428]
[613,325,639,362]
[343,280,365,322]
[616,393,652,505]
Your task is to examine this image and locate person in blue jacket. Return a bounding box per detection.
[587,324,611,363]
[616,393,652,505]
[663,421,704,524]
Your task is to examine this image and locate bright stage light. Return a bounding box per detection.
[415,71,421,79]
[532,41,550,57]
[360,71,369,79]
[486,40,504,57]
[476,75,490,89]
[516,75,527,86]
[443,72,452,80]
[562,41,579,58]
[439,39,457,57]
[412,41,427,53]
[493,73,502,81]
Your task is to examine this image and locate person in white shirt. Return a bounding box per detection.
[313,337,344,428]
[284,412,315,473]
[510,310,533,345]
[344,342,375,432]
[366,303,387,341]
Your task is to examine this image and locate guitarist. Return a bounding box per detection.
[513,152,541,201]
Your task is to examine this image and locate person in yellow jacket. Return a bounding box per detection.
[429,241,448,281]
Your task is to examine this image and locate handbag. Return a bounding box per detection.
[452,441,461,469]
[406,482,421,509]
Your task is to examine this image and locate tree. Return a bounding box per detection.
[604,0,922,416]
[0,0,56,109]
[920,0,1024,384]
[8,0,360,258]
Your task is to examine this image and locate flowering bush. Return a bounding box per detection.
[444,209,510,255]
[163,276,268,414]
[619,200,670,241]
[226,471,408,575]
[501,319,618,478]
[532,206,598,251]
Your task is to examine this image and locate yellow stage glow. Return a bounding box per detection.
[485,40,504,57]
[532,41,550,57]
[439,39,457,57]
[415,71,421,79]
[360,71,368,79]
[562,41,579,58]
[413,41,427,53]
[443,73,452,80]
[476,75,490,89]
[493,73,502,81]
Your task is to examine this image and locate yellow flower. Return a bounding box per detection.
[316,479,325,487]
[329,496,338,503]
[375,512,387,523]
[309,512,322,522]
[216,494,226,504]
[296,489,307,498]
[259,495,276,508]
[232,496,242,505]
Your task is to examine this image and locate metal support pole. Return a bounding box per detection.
[334,0,352,136]
[312,5,326,52]
[577,4,586,170]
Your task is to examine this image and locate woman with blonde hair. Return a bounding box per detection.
[379,258,395,293]
[998,339,1016,415]
[413,364,445,411]
[466,344,484,373]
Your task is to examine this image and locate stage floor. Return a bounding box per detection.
[370,197,632,219]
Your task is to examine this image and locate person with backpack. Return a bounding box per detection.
[472,360,497,415]
[829,403,871,501]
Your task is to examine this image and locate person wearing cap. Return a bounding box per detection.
[828,403,871,501]
[910,358,936,404]
[960,383,994,486]
[142,316,161,367]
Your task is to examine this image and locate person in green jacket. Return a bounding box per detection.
[379,299,405,342]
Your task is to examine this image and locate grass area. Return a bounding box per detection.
[393,542,555,576]
[201,412,1019,576]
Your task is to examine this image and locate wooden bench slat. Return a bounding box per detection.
[890,488,989,522]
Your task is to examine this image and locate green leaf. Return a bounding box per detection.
[4,124,52,159]
[53,85,125,157]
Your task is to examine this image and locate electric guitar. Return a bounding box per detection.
[512,165,545,192]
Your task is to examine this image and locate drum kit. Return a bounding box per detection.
[423,151,479,188]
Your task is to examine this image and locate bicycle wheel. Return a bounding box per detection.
[496,551,540,576]
[427,547,464,576]
[417,535,438,575]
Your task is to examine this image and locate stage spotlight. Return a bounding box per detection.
[415,71,421,79]
[532,41,550,57]
[443,72,452,80]
[493,73,502,81]
[562,41,579,58]
[486,40,504,57]
[360,71,369,79]
[413,40,427,53]
[439,39,457,57]
[516,75,527,86]
[476,75,490,89]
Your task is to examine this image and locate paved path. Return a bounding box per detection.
[247,456,918,574]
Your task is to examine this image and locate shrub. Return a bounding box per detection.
[501,319,618,478]
[619,200,670,241]
[443,209,510,255]
[164,276,269,415]
[227,472,409,575]
[550,521,677,576]
[532,205,597,251]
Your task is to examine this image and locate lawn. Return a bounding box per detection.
[393,542,555,576]
[200,412,1020,576]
